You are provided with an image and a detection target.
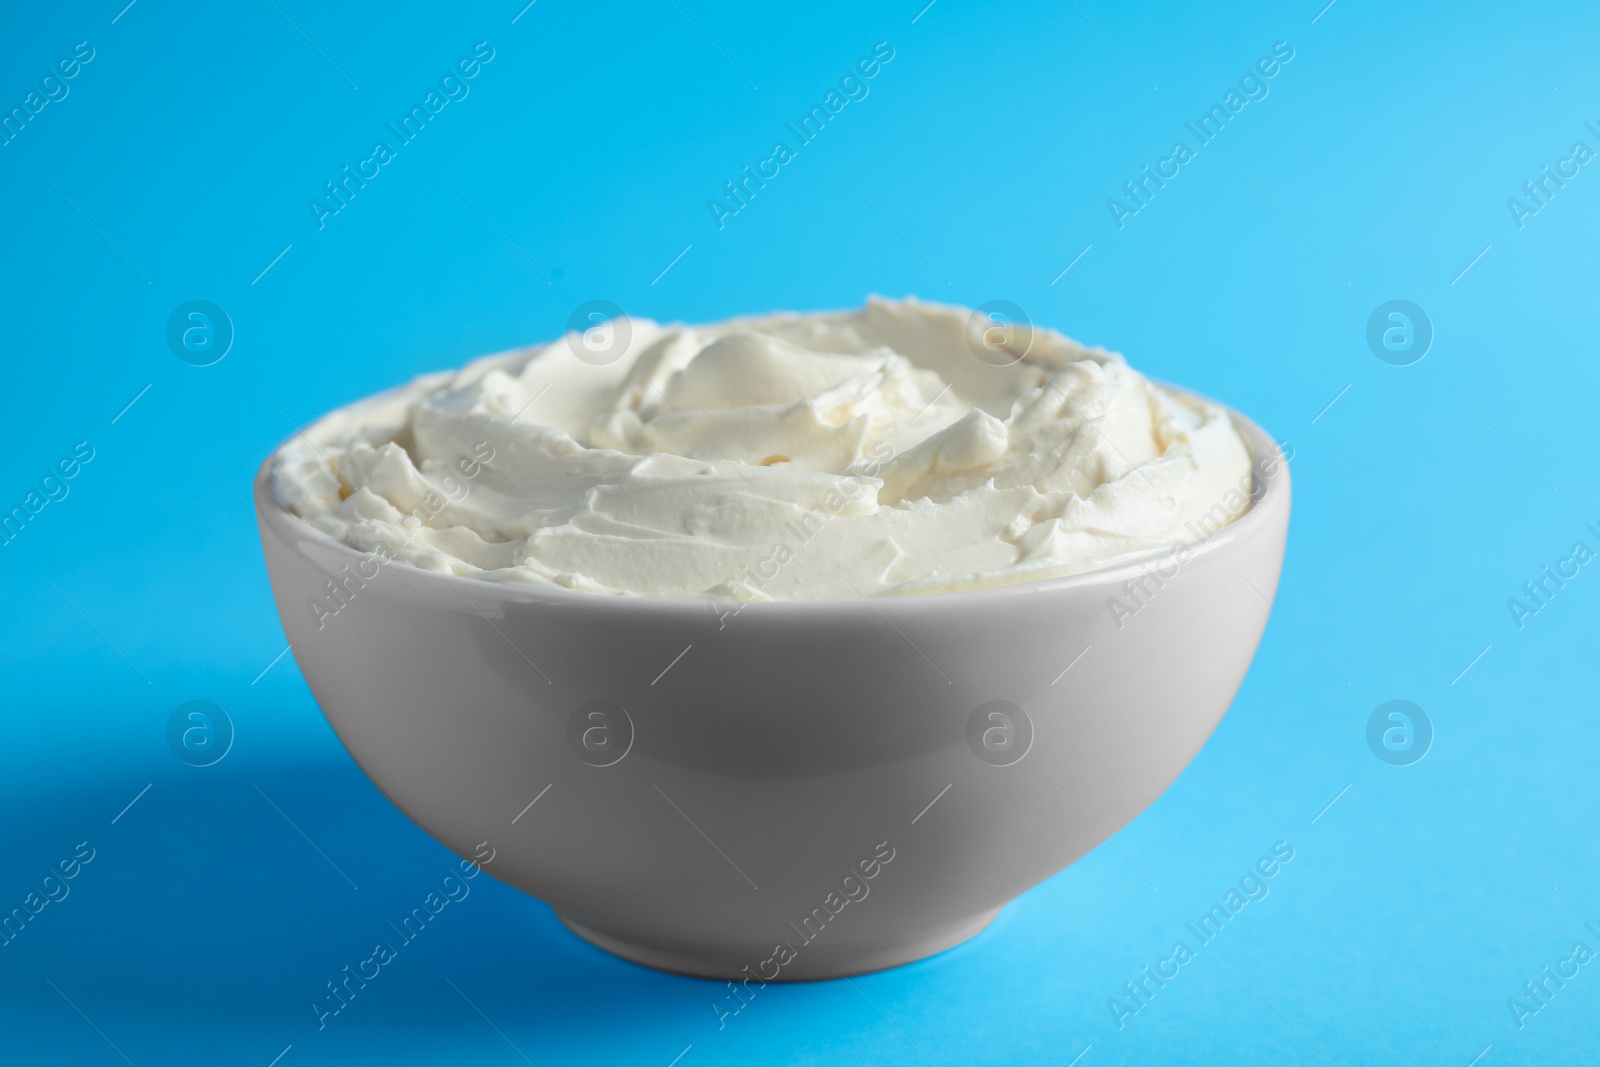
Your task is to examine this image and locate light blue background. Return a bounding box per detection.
[2,0,1597,1063]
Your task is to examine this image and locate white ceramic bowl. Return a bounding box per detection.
[254,408,1288,981]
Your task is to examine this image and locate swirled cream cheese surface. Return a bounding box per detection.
[271,299,1253,599]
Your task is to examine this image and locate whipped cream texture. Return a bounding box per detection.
[271,299,1253,599]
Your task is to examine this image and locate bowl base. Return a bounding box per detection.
[554,906,1002,982]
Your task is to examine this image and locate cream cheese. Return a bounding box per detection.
[271,298,1254,599]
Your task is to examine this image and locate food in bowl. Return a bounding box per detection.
[271,298,1253,599]
[255,298,1289,981]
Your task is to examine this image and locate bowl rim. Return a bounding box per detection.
[254,400,1289,616]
